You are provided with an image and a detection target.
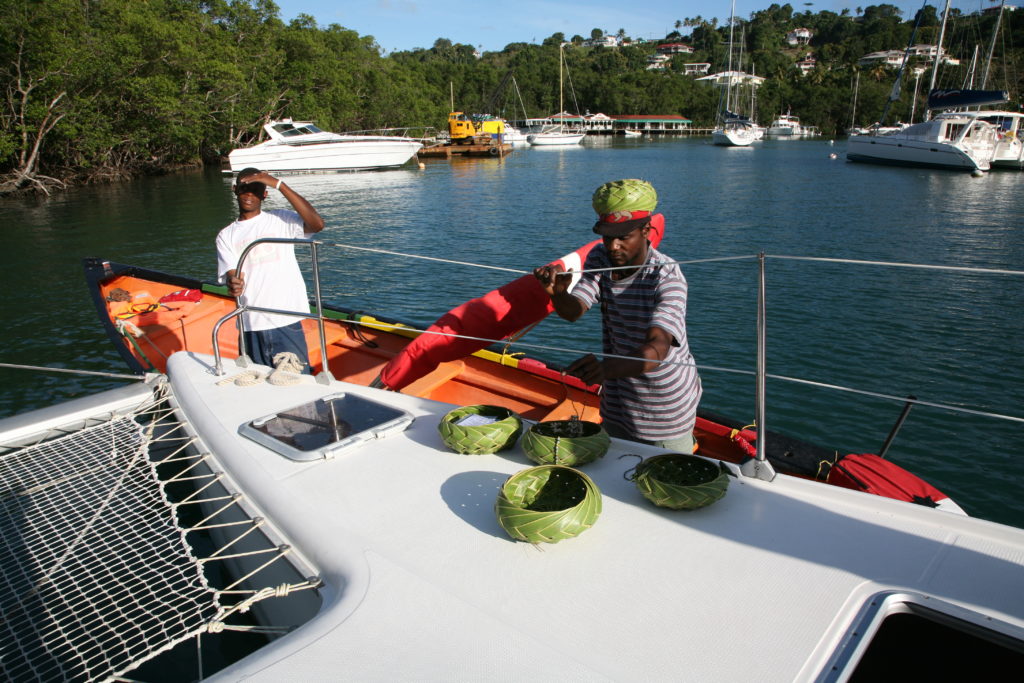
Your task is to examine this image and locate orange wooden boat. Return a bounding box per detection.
[84,257,959,510]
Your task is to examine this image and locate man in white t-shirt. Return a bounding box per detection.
[216,167,325,371]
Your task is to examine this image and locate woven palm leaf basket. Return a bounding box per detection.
[438,405,522,454]
[495,465,602,543]
[521,418,610,467]
[631,453,730,511]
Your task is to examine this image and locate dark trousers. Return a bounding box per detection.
[242,321,311,373]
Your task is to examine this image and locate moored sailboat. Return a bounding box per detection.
[712,1,756,147]
[527,43,585,146]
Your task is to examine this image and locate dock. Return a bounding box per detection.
[418,142,512,158]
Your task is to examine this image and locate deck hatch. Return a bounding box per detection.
[240,392,414,461]
[819,591,1024,681]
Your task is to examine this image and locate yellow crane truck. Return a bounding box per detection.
[447,112,505,145]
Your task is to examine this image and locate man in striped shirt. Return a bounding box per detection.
[533,179,702,453]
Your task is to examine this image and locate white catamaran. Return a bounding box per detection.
[4,246,1024,682]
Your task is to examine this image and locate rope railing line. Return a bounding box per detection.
[338,315,1024,425]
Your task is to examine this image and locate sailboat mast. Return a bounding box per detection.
[850,71,860,130]
[981,0,1005,89]
[925,0,952,121]
[725,0,736,113]
[559,43,564,132]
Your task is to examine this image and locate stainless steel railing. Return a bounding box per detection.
[212,237,334,384]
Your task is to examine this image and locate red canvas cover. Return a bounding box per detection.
[826,453,948,507]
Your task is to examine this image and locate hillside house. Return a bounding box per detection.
[646,54,670,70]
[657,42,694,54]
[858,45,960,68]
[696,71,767,88]
[796,54,817,74]
[583,35,621,48]
[786,28,813,46]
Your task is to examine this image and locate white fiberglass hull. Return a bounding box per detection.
[846,114,997,172]
[149,351,1024,683]
[991,143,1024,169]
[712,127,755,147]
[228,137,422,173]
[982,113,1024,169]
[502,129,531,146]
[526,132,585,146]
[846,135,990,171]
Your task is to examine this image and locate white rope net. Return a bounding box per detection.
[0,383,319,682]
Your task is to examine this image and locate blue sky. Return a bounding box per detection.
[272,0,997,53]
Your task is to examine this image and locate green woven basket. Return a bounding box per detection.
[495,465,602,543]
[438,405,522,454]
[631,453,729,510]
[521,419,610,467]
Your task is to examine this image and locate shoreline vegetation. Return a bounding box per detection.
[2,1,1021,196]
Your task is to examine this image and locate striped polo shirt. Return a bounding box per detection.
[570,245,702,441]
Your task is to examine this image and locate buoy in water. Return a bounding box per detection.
[829,153,838,159]
[418,162,426,170]
[972,169,984,177]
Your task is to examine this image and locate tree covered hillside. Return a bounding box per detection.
[2,0,1021,194]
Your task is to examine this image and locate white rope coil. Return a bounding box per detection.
[267,352,304,386]
[216,370,265,387]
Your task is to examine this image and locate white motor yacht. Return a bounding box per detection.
[227,119,423,173]
[767,112,809,137]
[500,120,530,146]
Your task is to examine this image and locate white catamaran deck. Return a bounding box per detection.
[160,352,1024,681]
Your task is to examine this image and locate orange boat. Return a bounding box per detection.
[83,257,960,511]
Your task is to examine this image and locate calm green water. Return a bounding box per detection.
[2,136,1023,529]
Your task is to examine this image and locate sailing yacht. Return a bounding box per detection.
[712,1,756,147]
[845,0,998,172]
[527,43,585,146]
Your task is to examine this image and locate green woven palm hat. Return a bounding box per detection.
[591,178,658,215]
[591,179,658,236]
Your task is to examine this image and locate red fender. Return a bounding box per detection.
[379,215,665,390]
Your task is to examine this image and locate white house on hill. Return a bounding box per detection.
[786,28,812,46]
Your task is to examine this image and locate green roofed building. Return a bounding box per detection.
[520,112,695,136]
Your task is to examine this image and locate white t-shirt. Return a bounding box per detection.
[216,209,316,331]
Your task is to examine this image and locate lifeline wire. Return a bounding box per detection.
[340,317,1024,426]
[321,242,1024,425]
[0,362,140,381]
[328,241,760,277]
[328,241,1024,278]
[768,255,1024,277]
